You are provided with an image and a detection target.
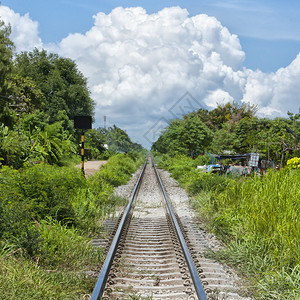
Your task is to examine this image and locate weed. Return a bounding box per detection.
[156,153,300,298]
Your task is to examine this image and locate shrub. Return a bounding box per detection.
[92,153,141,187]
[0,164,85,255]
[187,172,232,195]
[0,152,145,265]
[36,217,103,269]
[13,164,84,222]
[156,153,300,298]
[287,157,300,169]
[71,152,144,233]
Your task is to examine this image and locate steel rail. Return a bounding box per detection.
[152,156,208,300]
[90,160,147,300]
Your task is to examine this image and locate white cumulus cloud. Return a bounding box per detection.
[0,5,42,51]
[1,5,300,147]
[53,6,248,145]
[242,54,300,117]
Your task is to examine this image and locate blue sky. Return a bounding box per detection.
[1,1,300,146]
[2,0,300,72]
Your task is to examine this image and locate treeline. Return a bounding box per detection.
[0,20,142,168]
[85,125,143,160]
[152,101,300,164]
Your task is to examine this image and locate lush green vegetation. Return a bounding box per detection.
[0,20,146,298]
[153,102,300,164]
[153,95,300,299]
[0,152,144,298]
[0,20,143,168]
[156,154,300,299]
[84,125,144,160]
[1,13,300,299]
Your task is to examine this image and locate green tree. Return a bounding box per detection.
[152,115,213,155]
[13,49,94,122]
[7,74,43,113]
[0,20,14,126]
[207,101,257,129]
[0,20,13,95]
[84,128,108,159]
[106,125,143,153]
[209,122,236,154]
[0,124,28,168]
[29,122,76,164]
[231,117,258,153]
[180,114,213,154]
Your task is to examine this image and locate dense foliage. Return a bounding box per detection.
[11,49,95,124]
[0,21,143,167]
[84,125,144,160]
[153,102,300,164]
[156,154,300,299]
[0,20,146,298]
[153,99,300,298]
[0,152,144,298]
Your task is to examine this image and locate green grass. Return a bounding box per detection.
[217,169,300,269]
[157,153,300,299]
[36,217,104,270]
[0,256,94,300]
[0,151,145,299]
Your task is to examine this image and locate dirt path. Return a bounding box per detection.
[75,160,107,178]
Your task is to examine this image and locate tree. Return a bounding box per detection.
[213,101,256,128]
[7,74,44,113]
[0,20,13,95]
[152,115,213,155]
[106,125,143,153]
[197,101,257,130]
[209,122,236,154]
[84,128,108,158]
[29,121,76,164]
[231,117,258,153]
[0,124,28,168]
[13,49,94,122]
[0,19,14,126]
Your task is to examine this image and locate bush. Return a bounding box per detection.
[0,164,85,255]
[287,157,300,169]
[156,153,300,298]
[187,172,232,195]
[156,154,198,187]
[92,153,142,186]
[36,217,103,269]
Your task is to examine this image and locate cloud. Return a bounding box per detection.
[53,6,247,145]
[0,5,42,51]
[242,54,300,117]
[1,5,300,147]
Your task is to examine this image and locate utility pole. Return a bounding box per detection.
[9,98,27,136]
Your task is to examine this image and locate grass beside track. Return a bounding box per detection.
[156,154,300,300]
[0,152,145,299]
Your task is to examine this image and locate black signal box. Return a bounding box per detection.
[74,116,92,130]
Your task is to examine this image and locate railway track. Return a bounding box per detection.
[90,157,250,300]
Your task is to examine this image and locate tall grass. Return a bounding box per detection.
[218,169,300,269]
[157,153,300,299]
[36,217,104,269]
[0,151,145,298]
[0,256,94,299]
